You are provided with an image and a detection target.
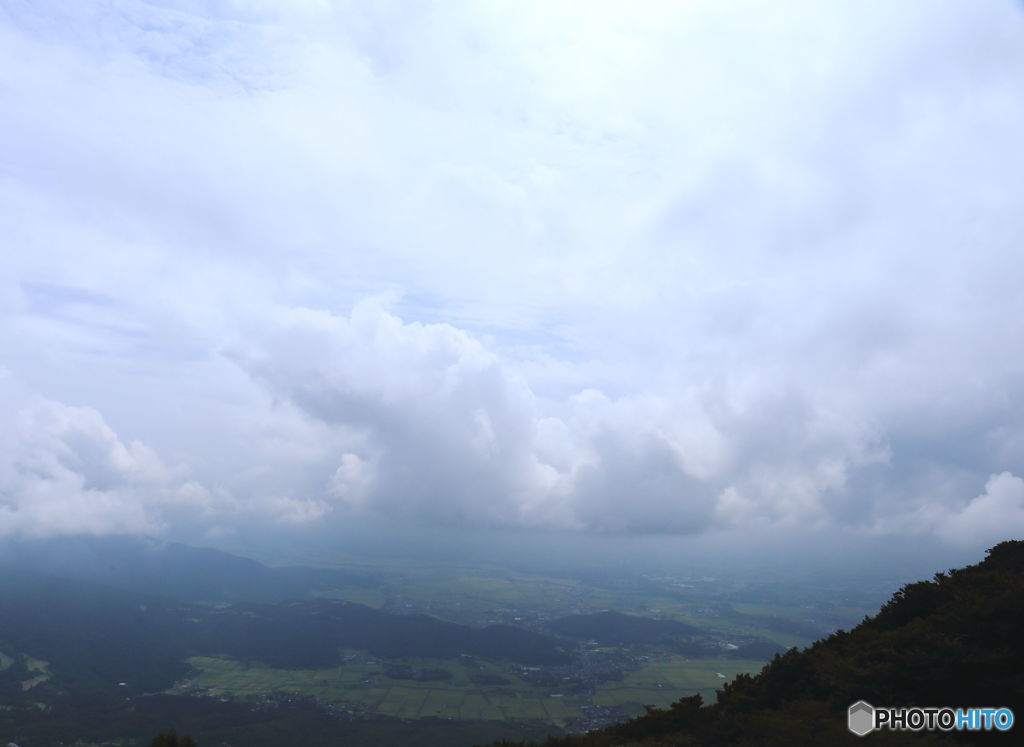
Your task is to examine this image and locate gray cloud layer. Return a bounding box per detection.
[2,0,1024,550]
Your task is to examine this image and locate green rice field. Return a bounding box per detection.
[171,653,765,725]
[594,656,764,712]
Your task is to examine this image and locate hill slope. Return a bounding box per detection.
[0,571,571,701]
[0,534,375,603]
[489,540,1024,746]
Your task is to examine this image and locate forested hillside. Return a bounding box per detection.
[488,541,1024,746]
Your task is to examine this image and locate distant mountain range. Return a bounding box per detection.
[0,534,376,604]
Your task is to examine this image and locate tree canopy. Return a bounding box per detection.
[149,729,197,747]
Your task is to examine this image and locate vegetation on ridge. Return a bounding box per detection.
[484,540,1024,745]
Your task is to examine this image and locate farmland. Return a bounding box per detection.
[0,538,889,744]
[171,652,765,726]
[156,551,882,731]
[20,656,50,691]
[276,554,880,653]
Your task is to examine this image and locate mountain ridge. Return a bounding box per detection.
[0,534,375,604]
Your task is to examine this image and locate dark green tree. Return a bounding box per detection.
[149,729,197,747]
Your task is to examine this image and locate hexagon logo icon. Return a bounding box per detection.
[848,700,875,737]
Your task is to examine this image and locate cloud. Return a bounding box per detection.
[230,299,726,533]
[228,300,890,535]
[0,371,332,537]
[933,472,1024,547]
[0,373,187,536]
[1,1,1024,548]
[228,292,1024,545]
[232,299,564,529]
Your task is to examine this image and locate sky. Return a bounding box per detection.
[2,0,1024,559]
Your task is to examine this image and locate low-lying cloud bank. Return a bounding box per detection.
[230,301,1024,547]
[2,296,1022,551]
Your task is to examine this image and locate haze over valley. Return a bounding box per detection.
[2,0,1024,744]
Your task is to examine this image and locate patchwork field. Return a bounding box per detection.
[594,656,764,712]
[144,554,881,733]
[19,655,51,692]
[653,606,813,650]
[283,557,874,656]
[171,653,765,726]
